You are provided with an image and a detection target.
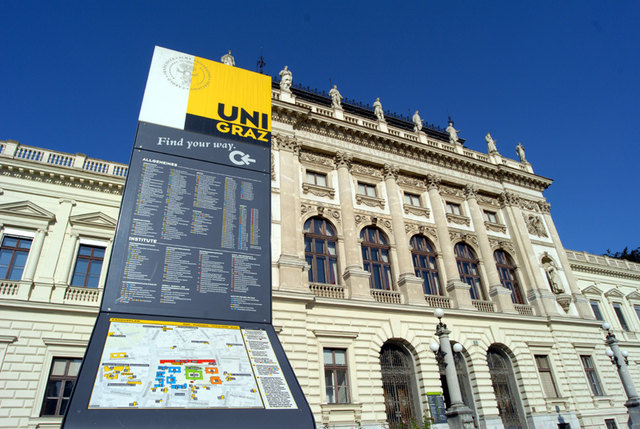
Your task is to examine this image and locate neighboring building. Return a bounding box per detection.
[0,80,639,429]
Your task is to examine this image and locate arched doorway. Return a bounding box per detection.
[487,346,527,429]
[380,342,420,427]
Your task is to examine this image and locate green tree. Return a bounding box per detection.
[604,246,640,263]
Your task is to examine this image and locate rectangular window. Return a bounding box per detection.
[483,210,498,223]
[590,300,604,321]
[324,348,350,404]
[357,182,376,197]
[580,355,604,396]
[535,355,559,398]
[41,357,82,416]
[0,235,32,280]
[605,419,619,429]
[403,193,421,206]
[612,303,630,331]
[306,171,327,187]
[445,202,462,215]
[634,305,640,322]
[70,245,105,288]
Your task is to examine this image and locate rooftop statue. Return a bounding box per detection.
[446,119,461,145]
[221,50,235,66]
[485,133,499,154]
[373,98,385,121]
[329,85,343,109]
[412,110,423,132]
[279,65,292,92]
[516,142,527,163]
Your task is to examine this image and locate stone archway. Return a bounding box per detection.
[380,342,420,427]
[487,346,527,429]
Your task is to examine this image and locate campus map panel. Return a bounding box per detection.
[89,319,296,410]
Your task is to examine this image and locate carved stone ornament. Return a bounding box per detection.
[397,175,426,189]
[352,163,383,178]
[449,231,478,247]
[499,192,520,207]
[301,203,341,223]
[354,213,392,232]
[556,293,572,312]
[439,184,464,198]
[273,133,300,154]
[383,163,399,180]
[463,184,478,200]
[302,183,335,198]
[405,223,438,241]
[541,253,564,295]
[538,201,551,213]
[489,238,515,254]
[426,174,441,191]
[477,194,501,207]
[403,204,431,217]
[518,198,539,212]
[355,194,385,209]
[299,150,334,168]
[334,152,353,170]
[524,213,548,238]
[446,213,471,226]
[271,157,276,180]
[485,221,507,233]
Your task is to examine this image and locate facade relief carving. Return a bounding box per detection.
[519,198,540,212]
[403,204,431,217]
[301,203,341,224]
[489,238,516,254]
[538,201,551,213]
[485,221,507,233]
[439,184,464,198]
[273,133,301,154]
[351,163,383,179]
[405,223,438,241]
[499,192,520,207]
[354,213,392,232]
[449,231,478,247]
[299,151,334,168]
[426,174,441,191]
[302,183,335,198]
[477,194,501,208]
[334,152,353,170]
[524,213,548,238]
[446,213,471,227]
[397,175,426,189]
[355,194,385,209]
[463,184,478,199]
[383,164,399,180]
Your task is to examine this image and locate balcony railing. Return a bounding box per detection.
[63,287,102,306]
[309,283,345,299]
[371,289,402,304]
[514,304,534,316]
[472,299,496,313]
[424,295,452,309]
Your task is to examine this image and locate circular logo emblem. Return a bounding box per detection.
[163,56,210,90]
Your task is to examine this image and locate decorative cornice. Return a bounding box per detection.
[0,200,55,222]
[485,221,507,233]
[499,192,520,207]
[463,184,478,200]
[403,204,430,217]
[446,213,471,226]
[355,194,385,209]
[352,163,383,178]
[477,194,501,208]
[439,184,464,199]
[69,212,117,229]
[273,133,300,154]
[299,150,334,169]
[301,203,341,224]
[570,263,640,281]
[397,175,426,189]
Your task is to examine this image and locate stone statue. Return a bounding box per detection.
[516,142,527,163]
[485,133,499,154]
[329,85,343,109]
[524,214,548,238]
[373,98,384,121]
[221,50,235,66]
[544,260,565,294]
[446,119,461,145]
[412,110,423,132]
[279,65,292,92]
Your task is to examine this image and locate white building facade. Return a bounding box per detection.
[0,82,638,429]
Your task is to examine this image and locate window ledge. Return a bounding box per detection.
[446,212,470,226]
[320,403,363,425]
[355,194,385,209]
[302,182,335,198]
[403,204,430,217]
[485,220,507,233]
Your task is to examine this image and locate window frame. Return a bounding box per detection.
[0,234,33,280]
[483,210,498,224]
[612,302,630,331]
[445,201,462,216]
[494,249,524,304]
[534,354,559,398]
[410,235,441,295]
[580,355,604,396]
[323,348,351,404]
[305,170,328,187]
[40,357,82,417]
[590,300,604,321]
[357,182,377,198]
[403,192,421,207]
[454,242,484,300]
[304,217,339,285]
[70,244,106,288]
[361,226,393,290]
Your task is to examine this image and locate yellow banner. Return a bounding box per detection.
[109,318,240,330]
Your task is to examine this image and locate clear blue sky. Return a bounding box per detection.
[1,1,638,255]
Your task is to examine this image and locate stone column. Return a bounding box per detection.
[539,201,593,319]
[39,199,75,283]
[22,228,46,282]
[605,330,640,428]
[383,164,426,306]
[499,193,559,316]
[464,185,516,313]
[275,135,308,292]
[55,233,79,286]
[426,175,473,310]
[435,320,475,429]
[335,152,373,301]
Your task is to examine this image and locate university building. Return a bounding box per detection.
[0,75,639,429]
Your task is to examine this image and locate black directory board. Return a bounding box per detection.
[427,393,447,424]
[101,123,271,323]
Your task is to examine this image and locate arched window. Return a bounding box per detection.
[494,249,524,304]
[304,217,338,284]
[454,242,484,300]
[360,226,392,290]
[380,342,420,426]
[410,235,441,295]
[487,346,527,429]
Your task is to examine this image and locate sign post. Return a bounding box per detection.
[63,47,315,428]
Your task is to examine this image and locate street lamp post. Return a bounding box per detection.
[601,322,640,428]
[430,308,474,429]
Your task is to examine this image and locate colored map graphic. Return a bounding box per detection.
[89,319,263,409]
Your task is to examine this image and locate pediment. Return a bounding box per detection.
[604,288,625,298]
[0,201,55,221]
[627,291,640,301]
[70,212,117,229]
[581,285,603,296]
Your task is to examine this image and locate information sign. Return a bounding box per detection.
[427,392,447,424]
